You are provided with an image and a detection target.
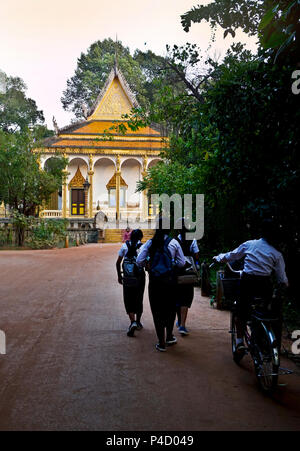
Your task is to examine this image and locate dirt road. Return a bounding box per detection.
[0,243,299,431]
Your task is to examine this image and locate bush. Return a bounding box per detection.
[25,218,68,249]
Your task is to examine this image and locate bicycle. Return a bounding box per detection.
[211,262,292,393]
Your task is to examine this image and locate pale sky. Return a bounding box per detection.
[0,0,257,129]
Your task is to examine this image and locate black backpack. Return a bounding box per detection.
[149,237,174,284]
[122,241,143,287]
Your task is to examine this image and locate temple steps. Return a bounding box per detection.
[102,229,154,243]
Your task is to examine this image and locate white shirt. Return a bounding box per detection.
[136,235,186,268]
[177,235,199,255]
[215,238,288,285]
[118,240,142,258]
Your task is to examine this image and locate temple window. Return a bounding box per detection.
[106,173,128,208]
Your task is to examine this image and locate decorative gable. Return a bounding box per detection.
[106,172,128,189]
[69,166,85,188]
[88,67,139,121]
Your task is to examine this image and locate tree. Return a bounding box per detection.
[61,38,193,120]
[136,41,299,296]
[133,48,187,104]
[61,38,150,118]
[181,0,300,64]
[0,71,66,245]
[258,1,300,64]
[0,130,67,218]
[181,0,266,37]
[0,72,44,132]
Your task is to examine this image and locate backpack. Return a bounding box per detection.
[122,241,143,288]
[149,237,174,284]
[175,237,200,285]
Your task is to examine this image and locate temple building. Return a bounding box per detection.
[38,65,166,232]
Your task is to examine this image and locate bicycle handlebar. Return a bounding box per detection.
[226,262,243,275]
[209,261,243,275]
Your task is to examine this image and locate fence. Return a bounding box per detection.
[0,218,99,248]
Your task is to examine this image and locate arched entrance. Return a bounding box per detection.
[121,158,142,209]
[68,158,88,216]
[44,157,63,212]
[93,158,116,213]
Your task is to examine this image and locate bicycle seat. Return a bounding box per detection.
[251,311,279,322]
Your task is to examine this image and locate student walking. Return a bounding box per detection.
[136,218,187,352]
[122,227,132,243]
[116,229,145,337]
[175,219,200,336]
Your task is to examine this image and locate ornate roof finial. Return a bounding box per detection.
[52,116,59,135]
[114,34,118,74]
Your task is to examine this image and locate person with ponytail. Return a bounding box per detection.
[136,217,187,352]
[174,218,200,336]
[116,229,145,337]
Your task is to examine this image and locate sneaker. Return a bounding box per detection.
[155,343,166,352]
[176,321,180,328]
[127,322,137,337]
[179,326,189,335]
[166,336,177,346]
[136,322,143,330]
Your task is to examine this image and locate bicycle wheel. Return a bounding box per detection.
[252,323,279,393]
[231,311,245,364]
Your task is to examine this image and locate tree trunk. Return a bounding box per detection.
[16,225,25,247]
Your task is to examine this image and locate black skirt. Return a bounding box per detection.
[175,284,194,308]
[123,273,145,314]
[148,278,177,327]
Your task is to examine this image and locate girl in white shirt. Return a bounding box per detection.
[137,218,187,352]
[175,222,200,336]
[116,229,145,337]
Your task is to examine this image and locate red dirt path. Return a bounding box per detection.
[0,243,299,431]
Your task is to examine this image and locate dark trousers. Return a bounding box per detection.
[237,273,273,320]
[238,273,283,349]
[148,278,176,344]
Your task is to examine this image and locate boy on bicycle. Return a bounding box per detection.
[213,220,289,351]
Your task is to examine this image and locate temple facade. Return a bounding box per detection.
[39,66,165,225]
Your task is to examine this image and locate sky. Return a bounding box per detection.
[0,0,257,129]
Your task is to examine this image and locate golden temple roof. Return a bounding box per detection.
[42,67,167,155]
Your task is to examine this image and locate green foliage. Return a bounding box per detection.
[181,0,300,65]
[258,1,300,63]
[11,212,33,247]
[181,0,266,36]
[133,49,170,104]
[61,38,191,119]
[0,72,44,131]
[0,70,66,247]
[0,225,13,246]
[134,41,299,304]
[61,38,150,117]
[25,219,68,249]
[0,129,67,217]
